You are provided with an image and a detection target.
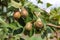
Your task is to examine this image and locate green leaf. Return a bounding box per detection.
[9,23,18,30]
[0,18,9,27]
[49,15,54,19]
[46,3,52,8]
[37,36,45,40]
[29,35,45,40]
[58,17,60,24]
[9,23,22,30]
[38,0,43,4]
[15,20,23,28]
[30,36,37,40]
[25,16,32,23]
[40,17,47,29]
[14,34,20,40]
[8,0,22,8]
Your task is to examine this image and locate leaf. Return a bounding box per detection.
[58,17,60,24]
[29,35,45,40]
[8,0,22,8]
[33,14,37,20]
[25,16,32,23]
[9,23,18,30]
[9,23,22,30]
[24,2,31,6]
[38,0,43,4]
[30,36,37,40]
[37,36,45,40]
[0,18,9,27]
[0,17,19,30]
[41,17,47,29]
[15,20,23,28]
[46,3,52,8]
[14,34,20,40]
[49,15,54,19]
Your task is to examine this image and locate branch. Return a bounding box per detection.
[47,23,60,28]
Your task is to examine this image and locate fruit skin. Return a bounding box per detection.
[34,18,43,29]
[13,11,21,19]
[25,22,32,31]
[21,8,28,18]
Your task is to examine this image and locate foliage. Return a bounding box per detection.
[0,0,60,40]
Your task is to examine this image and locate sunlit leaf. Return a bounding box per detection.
[46,3,52,8]
[8,0,22,8]
[38,0,43,4]
[58,17,60,24]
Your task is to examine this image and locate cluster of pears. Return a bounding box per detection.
[13,7,28,19]
[13,7,43,31]
[25,18,43,31]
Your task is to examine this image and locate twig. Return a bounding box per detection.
[47,23,60,28]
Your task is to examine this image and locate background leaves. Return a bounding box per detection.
[0,0,60,40]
